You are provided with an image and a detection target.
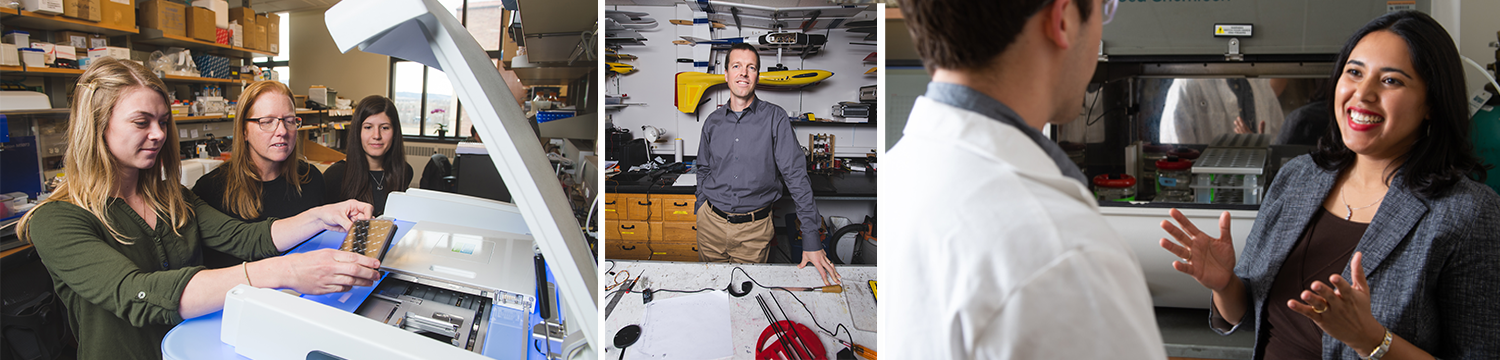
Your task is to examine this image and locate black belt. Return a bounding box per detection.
[712,204,771,224]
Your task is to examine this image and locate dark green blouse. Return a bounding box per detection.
[26,187,278,360]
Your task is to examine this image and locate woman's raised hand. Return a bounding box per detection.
[1159,209,1238,292]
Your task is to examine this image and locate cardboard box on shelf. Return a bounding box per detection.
[54,31,91,49]
[140,0,187,38]
[187,6,216,42]
[88,46,130,61]
[215,28,229,45]
[21,0,65,15]
[245,22,266,52]
[229,22,242,47]
[100,0,136,30]
[266,12,279,53]
[62,0,101,21]
[88,34,108,48]
[53,45,77,61]
[228,7,255,28]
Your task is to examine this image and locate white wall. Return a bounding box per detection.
[288,7,391,102]
[607,4,879,157]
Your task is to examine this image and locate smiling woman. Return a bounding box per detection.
[191,81,330,268]
[323,95,412,216]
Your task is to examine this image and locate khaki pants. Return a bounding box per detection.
[696,203,774,263]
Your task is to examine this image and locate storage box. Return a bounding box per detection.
[253,14,268,51]
[214,28,229,45]
[227,7,255,28]
[191,52,230,79]
[229,22,242,47]
[55,30,91,49]
[62,0,101,21]
[245,22,266,51]
[88,34,108,48]
[88,46,130,60]
[53,44,77,60]
[28,42,55,64]
[139,0,187,38]
[187,6,216,42]
[20,48,46,67]
[20,0,64,15]
[100,0,135,30]
[0,44,19,66]
[2,31,29,47]
[192,0,228,28]
[266,12,279,53]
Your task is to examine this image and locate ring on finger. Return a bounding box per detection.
[1313,304,1327,314]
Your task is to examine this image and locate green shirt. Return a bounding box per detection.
[26,187,279,360]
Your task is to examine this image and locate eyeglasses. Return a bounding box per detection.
[248,116,303,131]
[1102,0,1118,25]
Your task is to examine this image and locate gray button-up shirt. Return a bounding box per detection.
[695,97,823,251]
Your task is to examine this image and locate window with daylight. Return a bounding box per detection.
[390,0,504,139]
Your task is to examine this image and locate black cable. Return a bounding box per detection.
[651,288,718,295]
[605,260,616,275]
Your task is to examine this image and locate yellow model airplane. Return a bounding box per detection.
[607,62,637,75]
[675,69,833,113]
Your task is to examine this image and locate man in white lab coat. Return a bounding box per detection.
[883,0,1166,358]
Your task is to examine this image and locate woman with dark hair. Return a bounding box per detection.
[324,95,412,216]
[1158,11,1498,360]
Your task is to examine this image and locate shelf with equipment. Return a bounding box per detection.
[0,10,139,36]
[134,28,275,59]
[0,66,243,85]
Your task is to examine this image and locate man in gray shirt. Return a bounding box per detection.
[695,43,840,286]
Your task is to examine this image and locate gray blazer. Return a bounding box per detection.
[1210,155,1500,359]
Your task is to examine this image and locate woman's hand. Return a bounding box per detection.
[258,249,382,295]
[307,200,374,233]
[1287,252,1389,354]
[1159,209,1239,292]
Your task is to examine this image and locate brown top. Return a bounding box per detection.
[1262,208,1368,358]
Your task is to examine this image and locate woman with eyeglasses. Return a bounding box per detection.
[192,81,329,268]
[323,95,411,216]
[18,58,381,360]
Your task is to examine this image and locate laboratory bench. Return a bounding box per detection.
[604,170,876,261]
[603,261,876,360]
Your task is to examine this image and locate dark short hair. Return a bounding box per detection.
[727,42,759,68]
[900,0,1093,71]
[1311,10,1488,198]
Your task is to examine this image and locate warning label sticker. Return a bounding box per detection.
[1213,24,1253,37]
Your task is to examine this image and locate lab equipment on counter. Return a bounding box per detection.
[1093,174,1136,202]
[1154,157,1195,203]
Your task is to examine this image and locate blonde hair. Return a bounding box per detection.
[19,57,191,244]
[219,80,308,219]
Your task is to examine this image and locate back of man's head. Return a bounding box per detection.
[901,0,1094,71]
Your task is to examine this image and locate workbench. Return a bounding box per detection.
[603,261,877,360]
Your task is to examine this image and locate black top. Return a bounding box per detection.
[191,161,327,268]
[1262,208,1367,358]
[323,160,413,216]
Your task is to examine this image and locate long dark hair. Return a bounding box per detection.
[339,95,409,203]
[1311,10,1486,198]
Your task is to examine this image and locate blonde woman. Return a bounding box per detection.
[192,80,328,268]
[18,58,381,360]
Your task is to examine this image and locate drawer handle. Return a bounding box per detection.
[673,202,688,206]
[622,245,636,250]
[605,201,616,205]
[692,226,697,230]
[621,225,636,229]
[638,201,653,206]
[691,246,698,252]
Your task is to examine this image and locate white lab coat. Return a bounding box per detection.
[881,97,1166,359]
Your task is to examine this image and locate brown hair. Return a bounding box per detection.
[20,57,191,244]
[900,0,1093,71]
[336,95,409,204]
[219,80,310,219]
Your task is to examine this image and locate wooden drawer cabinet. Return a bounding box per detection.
[606,241,650,259]
[604,194,622,220]
[615,221,649,241]
[605,220,619,240]
[647,243,701,262]
[659,221,697,243]
[658,194,696,222]
[623,195,654,221]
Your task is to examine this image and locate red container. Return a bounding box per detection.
[215,28,230,45]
